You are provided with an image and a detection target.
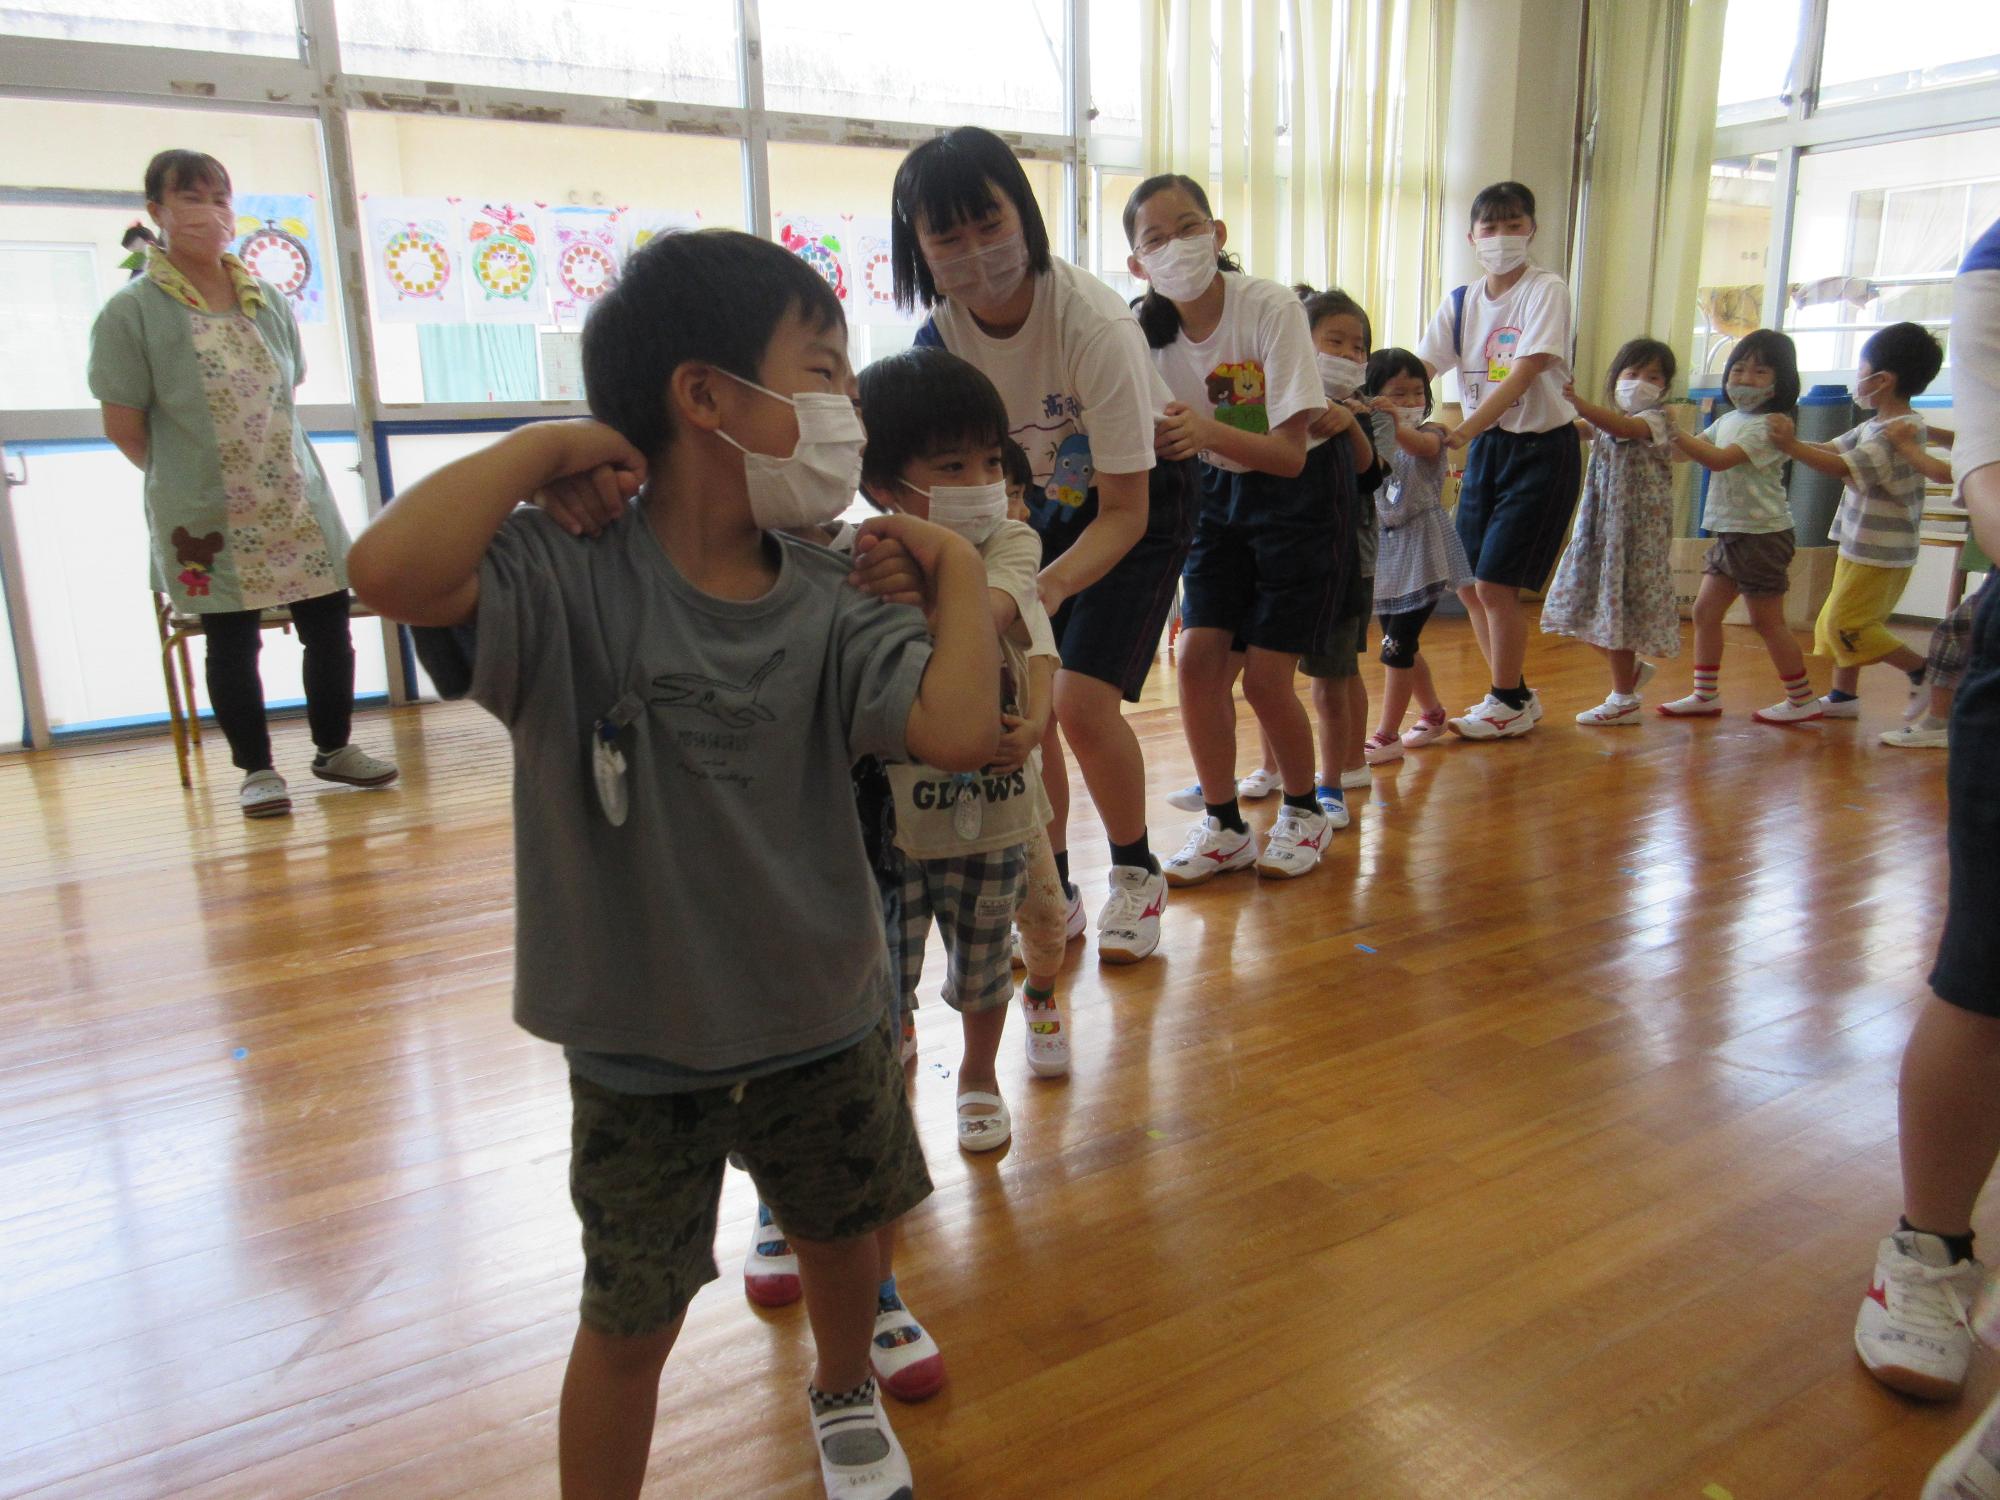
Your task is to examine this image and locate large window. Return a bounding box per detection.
[0,0,296,56]
[1818,0,2000,110]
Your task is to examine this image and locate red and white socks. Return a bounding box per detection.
[1658,663,1722,718]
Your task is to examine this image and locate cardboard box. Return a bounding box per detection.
[1671,536,1837,631]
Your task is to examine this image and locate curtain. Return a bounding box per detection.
[1142,0,1450,344]
[416,324,541,403]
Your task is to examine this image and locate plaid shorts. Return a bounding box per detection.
[892,844,1027,1015]
[1927,582,1987,690]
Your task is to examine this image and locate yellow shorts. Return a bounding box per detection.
[1813,557,1913,668]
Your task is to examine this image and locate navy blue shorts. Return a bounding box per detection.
[1456,425,1583,591]
[1932,581,2000,1017]
[1180,459,1340,656]
[1037,459,1195,702]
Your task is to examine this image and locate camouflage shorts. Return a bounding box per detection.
[567,1014,931,1337]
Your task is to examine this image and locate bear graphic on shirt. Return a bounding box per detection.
[1484,326,1521,386]
[1206,360,1269,436]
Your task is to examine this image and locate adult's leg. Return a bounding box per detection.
[560,1320,682,1500]
[287,590,356,752]
[1176,627,1242,804]
[200,608,274,772]
[1457,582,1492,679]
[1239,646,1313,796]
[1053,670,1148,847]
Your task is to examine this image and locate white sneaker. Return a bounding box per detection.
[1255,805,1330,879]
[1362,732,1405,765]
[1882,720,1950,749]
[1924,1385,2000,1499]
[1817,694,1862,720]
[1315,785,1352,829]
[1097,865,1167,965]
[1753,697,1824,725]
[870,1303,946,1402]
[1237,766,1280,799]
[1021,988,1069,1077]
[1448,694,1534,740]
[1338,767,1371,789]
[311,743,399,787]
[810,1381,914,1500]
[1164,783,1205,813]
[1527,689,1545,723]
[743,1203,802,1308]
[1575,696,1644,727]
[1400,712,1448,748]
[1855,1230,1983,1401]
[1162,816,1258,888]
[1634,660,1658,693]
[1656,692,1722,718]
[239,769,291,819]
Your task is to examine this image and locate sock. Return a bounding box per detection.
[1316,782,1345,806]
[1915,712,1949,731]
[1493,683,1530,711]
[1692,663,1719,700]
[1827,689,1859,703]
[1519,676,1531,697]
[1053,849,1074,899]
[878,1275,901,1312]
[1900,1217,1977,1264]
[1109,834,1157,874]
[1282,789,1319,814]
[1782,669,1814,707]
[809,1379,890,1465]
[1608,691,1639,706]
[1205,799,1247,833]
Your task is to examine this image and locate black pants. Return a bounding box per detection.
[1377,602,1438,670]
[201,590,356,772]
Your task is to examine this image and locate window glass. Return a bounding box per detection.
[0,99,352,407]
[346,113,745,405]
[334,0,738,107]
[1789,128,2000,375]
[1819,0,2000,110]
[1692,154,1778,385]
[1090,0,1142,140]
[0,0,296,57]
[760,0,1066,134]
[1715,0,1801,126]
[1094,169,1145,301]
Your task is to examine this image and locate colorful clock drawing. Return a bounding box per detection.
[469,204,539,302]
[383,224,452,301]
[779,221,849,302]
[229,193,326,322]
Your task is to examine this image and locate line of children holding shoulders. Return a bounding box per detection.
[341,137,1964,1500]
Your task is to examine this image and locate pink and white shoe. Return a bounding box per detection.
[1400,710,1447,748]
[1363,730,1405,764]
[744,1204,802,1308]
[1575,695,1644,727]
[871,1301,946,1402]
[1753,697,1824,725]
[1656,692,1722,718]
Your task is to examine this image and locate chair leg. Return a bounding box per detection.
[178,637,201,747]
[161,637,192,790]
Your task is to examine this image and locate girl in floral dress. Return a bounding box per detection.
[1541,337,1683,725]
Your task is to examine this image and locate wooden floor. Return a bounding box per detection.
[0,611,1977,1499]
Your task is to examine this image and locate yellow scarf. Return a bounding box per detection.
[146,245,266,315]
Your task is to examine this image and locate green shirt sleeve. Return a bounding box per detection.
[87,291,153,410]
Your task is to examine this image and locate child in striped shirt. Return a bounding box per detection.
[1767,322,1944,717]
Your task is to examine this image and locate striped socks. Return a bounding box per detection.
[1691,664,1719,701]
[1781,669,1814,707]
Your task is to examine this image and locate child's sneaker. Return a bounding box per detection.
[1363,730,1405,764]
[1338,767,1372,789]
[1448,695,1534,740]
[1162,816,1257,887]
[871,1302,946,1402]
[744,1203,802,1308]
[1576,695,1644,727]
[1923,1385,2000,1499]
[1817,694,1862,720]
[1237,766,1280,799]
[1656,692,1722,718]
[809,1379,913,1500]
[1527,689,1545,723]
[1634,660,1658,693]
[1254,805,1330,878]
[1021,988,1069,1076]
[1753,697,1824,725]
[1315,785,1352,829]
[1164,783,1205,812]
[1400,710,1447,748]
[1855,1230,1982,1400]
[1882,719,1950,749]
[1097,865,1167,964]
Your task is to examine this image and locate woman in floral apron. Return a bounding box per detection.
[89,150,396,818]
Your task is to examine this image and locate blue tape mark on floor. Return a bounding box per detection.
[1355,943,1377,954]
[232,1048,249,1061]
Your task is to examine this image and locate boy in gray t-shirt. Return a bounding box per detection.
[349,229,1001,1500]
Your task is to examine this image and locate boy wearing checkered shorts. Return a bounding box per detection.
[859,348,1072,1162]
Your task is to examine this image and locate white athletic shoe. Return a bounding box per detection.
[1021,988,1070,1076]
[1255,805,1330,879]
[1527,689,1545,723]
[1400,711,1448,748]
[239,769,291,819]
[1097,865,1167,965]
[1162,816,1258,888]
[1924,1385,2000,1499]
[1753,697,1825,725]
[1656,692,1722,718]
[810,1381,914,1500]
[1575,696,1644,727]
[1237,766,1280,799]
[1338,767,1371,790]
[1164,783,1205,813]
[1855,1230,1983,1401]
[1448,694,1534,740]
[1314,785,1352,829]
[1882,720,1950,749]
[1362,731,1405,765]
[1817,694,1862,720]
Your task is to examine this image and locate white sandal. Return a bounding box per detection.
[956,1090,1011,1153]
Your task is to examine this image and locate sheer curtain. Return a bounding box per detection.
[1141,0,1449,342]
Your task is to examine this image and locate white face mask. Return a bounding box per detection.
[1854,371,1889,411]
[903,478,1009,545]
[1318,354,1365,399]
[1615,378,1663,413]
[714,371,864,532]
[1726,381,1770,412]
[1391,404,1426,429]
[1474,234,1530,275]
[929,232,1031,308]
[1138,231,1218,303]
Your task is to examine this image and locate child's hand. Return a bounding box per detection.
[1155,403,1206,462]
[1441,425,1470,451]
[1368,395,1398,415]
[1763,412,1796,445]
[1309,401,1355,439]
[1561,380,1579,405]
[1883,417,1928,455]
[987,710,1044,775]
[526,421,648,537]
[851,512,972,613]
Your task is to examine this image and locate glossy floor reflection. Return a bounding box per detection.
[0,613,1969,1498]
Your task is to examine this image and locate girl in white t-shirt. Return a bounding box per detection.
[891,126,1193,966]
[1122,173,1338,884]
